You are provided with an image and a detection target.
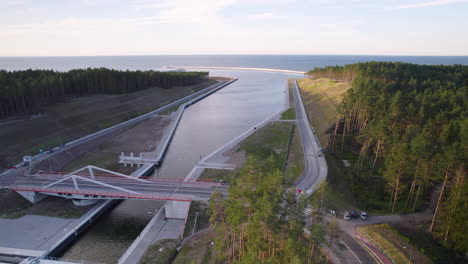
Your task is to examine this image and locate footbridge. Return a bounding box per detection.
[8,165,228,202]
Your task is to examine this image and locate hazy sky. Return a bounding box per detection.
[1,0,468,56]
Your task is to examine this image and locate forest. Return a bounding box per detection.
[0,68,208,116]
[209,156,331,264]
[308,62,467,254]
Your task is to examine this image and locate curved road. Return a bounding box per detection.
[291,80,328,194]
[292,80,379,264]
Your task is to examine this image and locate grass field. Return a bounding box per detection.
[240,122,293,169]
[0,80,216,169]
[198,168,238,181]
[283,125,304,184]
[280,108,296,120]
[297,78,350,148]
[140,239,179,264]
[296,78,355,212]
[173,229,218,264]
[183,201,210,238]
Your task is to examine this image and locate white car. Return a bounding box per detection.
[344,211,351,220]
[361,212,368,220]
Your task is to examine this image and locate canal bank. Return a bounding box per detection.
[0,79,234,263]
[45,79,236,260]
[115,71,295,264]
[57,69,298,263]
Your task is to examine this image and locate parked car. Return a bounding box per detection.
[219,179,229,185]
[350,209,360,218]
[361,212,368,220]
[344,211,351,220]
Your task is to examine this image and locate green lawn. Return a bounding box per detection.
[198,168,238,182]
[183,201,211,238]
[240,122,293,169]
[173,230,218,264]
[297,78,350,148]
[280,108,296,120]
[140,239,179,264]
[283,125,304,184]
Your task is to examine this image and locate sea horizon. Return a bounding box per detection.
[1,54,468,72]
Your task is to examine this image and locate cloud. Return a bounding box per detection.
[132,0,239,24]
[391,0,468,10]
[247,12,276,20]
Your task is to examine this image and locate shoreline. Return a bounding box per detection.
[166,66,305,75]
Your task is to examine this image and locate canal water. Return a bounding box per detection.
[58,69,299,263]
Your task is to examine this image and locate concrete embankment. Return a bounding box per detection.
[153,78,237,165]
[116,79,239,264]
[185,79,291,181]
[42,200,116,258]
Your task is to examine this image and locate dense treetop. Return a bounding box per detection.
[0,68,208,116]
[309,62,467,254]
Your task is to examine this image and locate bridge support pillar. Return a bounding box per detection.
[164,201,190,219]
[16,191,47,204]
[72,199,99,206]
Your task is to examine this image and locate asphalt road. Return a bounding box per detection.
[292,80,377,263]
[291,80,328,194]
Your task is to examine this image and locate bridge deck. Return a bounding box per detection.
[9,170,228,202]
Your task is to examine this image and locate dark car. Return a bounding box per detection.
[219,179,229,185]
[350,210,360,218]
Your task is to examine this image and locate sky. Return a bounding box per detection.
[1,0,468,56]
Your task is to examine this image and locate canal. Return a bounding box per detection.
[58,69,299,263]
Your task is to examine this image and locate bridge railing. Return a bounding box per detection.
[33,172,221,187]
[11,185,193,202]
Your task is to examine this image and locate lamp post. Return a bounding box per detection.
[192,211,200,235]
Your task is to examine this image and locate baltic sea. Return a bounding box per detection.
[1,55,468,72]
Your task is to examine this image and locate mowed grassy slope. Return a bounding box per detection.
[297,77,355,211]
[297,78,350,148]
[0,80,216,167]
[358,224,433,264]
